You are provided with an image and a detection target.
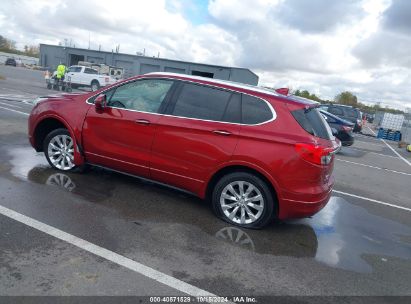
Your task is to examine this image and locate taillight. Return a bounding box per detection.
[295,143,336,165]
[341,125,352,132]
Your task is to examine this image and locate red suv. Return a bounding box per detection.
[28,73,339,228]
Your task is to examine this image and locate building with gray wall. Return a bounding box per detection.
[39,44,258,85]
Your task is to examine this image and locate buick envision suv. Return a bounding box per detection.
[28,73,339,228]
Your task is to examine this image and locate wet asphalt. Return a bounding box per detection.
[0,66,411,300]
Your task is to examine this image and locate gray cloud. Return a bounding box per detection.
[353,0,411,69]
[275,0,365,33]
[353,31,411,68]
[383,0,411,34]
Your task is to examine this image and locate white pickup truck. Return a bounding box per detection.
[66,65,117,91]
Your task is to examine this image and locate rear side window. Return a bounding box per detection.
[345,108,360,118]
[84,68,98,74]
[171,83,234,122]
[222,94,241,123]
[292,108,333,140]
[328,107,343,116]
[242,95,273,124]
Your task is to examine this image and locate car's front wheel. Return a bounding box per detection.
[43,128,77,171]
[212,172,275,229]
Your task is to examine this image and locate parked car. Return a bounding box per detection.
[320,110,354,146]
[320,104,362,132]
[66,65,117,91]
[28,73,339,228]
[5,58,17,66]
[365,113,374,123]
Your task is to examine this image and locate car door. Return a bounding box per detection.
[82,78,175,178]
[67,66,82,84]
[83,67,99,85]
[150,82,241,194]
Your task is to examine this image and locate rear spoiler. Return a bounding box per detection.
[275,88,289,96]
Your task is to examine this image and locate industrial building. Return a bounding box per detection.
[39,44,258,85]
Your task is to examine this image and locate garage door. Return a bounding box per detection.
[140,64,160,74]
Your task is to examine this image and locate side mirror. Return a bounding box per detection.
[331,128,338,136]
[95,94,106,111]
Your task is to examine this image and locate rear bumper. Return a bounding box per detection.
[278,179,334,219]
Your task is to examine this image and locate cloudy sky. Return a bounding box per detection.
[1,0,410,109]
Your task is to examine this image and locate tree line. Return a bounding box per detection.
[0,35,39,58]
[293,89,403,114]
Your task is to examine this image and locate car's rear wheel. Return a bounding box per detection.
[43,128,77,171]
[91,81,100,91]
[212,172,275,229]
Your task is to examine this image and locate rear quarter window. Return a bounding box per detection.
[241,95,273,124]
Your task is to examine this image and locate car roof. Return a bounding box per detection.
[144,72,318,107]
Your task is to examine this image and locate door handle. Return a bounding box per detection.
[135,119,150,125]
[213,130,231,136]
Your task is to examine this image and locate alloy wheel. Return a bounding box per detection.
[47,134,75,170]
[220,181,265,225]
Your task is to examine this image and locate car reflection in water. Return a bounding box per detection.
[25,165,411,274]
[46,173,76,192]
[27,166,115,203]
[27,165,319,258]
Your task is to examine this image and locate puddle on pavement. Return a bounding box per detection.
[6,147,114,202]
[302,197,411,273]
[5,147,411,274]
[8,147,48,179]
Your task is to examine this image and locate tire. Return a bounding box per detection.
[91,81,100,91]
[212,172,275,229]
[43,128,77,172]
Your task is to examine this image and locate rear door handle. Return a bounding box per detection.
[213,130,231,136]
[135,119,150,125]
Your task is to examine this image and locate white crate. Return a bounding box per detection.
[380,113,404,131]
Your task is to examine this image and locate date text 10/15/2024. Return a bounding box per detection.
[149,296,257,303]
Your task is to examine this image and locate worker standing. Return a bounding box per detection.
[56,63,66,82]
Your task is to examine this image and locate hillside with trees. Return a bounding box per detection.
[0,34,39,58]
[293,89,403,114]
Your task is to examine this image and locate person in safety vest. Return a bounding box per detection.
[56,64,66,81]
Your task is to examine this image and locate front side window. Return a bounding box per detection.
[242,95,273,124]
[107,79,174,113]
[171,83,234,121]
[68,66,82,73]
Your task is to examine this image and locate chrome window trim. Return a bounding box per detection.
[85,77,277,126]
